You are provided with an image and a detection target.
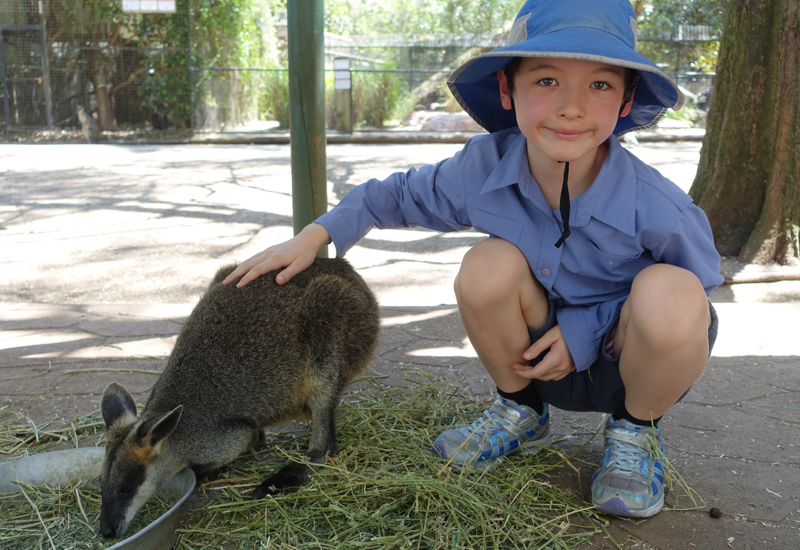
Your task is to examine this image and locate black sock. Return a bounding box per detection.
[613,403,661,427]
[497,382,545,416]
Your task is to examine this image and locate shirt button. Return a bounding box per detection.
[542,268,551,277]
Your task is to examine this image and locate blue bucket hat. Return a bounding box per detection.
[447,0,684,136]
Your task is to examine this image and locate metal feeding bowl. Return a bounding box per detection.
[0,447,195,550]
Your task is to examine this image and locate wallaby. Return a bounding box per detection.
[99,258,380,538]
[77,105,101,144]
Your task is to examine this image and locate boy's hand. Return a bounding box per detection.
[512,325,576,381]
[222,223,331,288]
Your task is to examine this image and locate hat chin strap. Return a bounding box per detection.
[554,161,571,248]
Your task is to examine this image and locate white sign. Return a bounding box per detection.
[122,0,176,13]
[333,58,351,90]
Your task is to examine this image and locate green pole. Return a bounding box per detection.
[288,0,328,257]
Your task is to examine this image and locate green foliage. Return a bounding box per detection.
[259,70,290,129]
[190,0,281,129]
[323,0,521,36]
[352,68,413,128]
[43,0,281,130]
[135,4,192,128]
[637,0,723,37]
[636,0,723,73]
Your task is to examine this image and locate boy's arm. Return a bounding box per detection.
[223,223,330,287]
[315,151,471,258]
[650,202,724,294]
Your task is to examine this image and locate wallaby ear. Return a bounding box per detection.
[136,405,183,448]
[101,383,138,430]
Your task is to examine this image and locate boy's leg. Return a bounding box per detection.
[454,238,550,393]
[431,238,551,468]
[614,263,711,422]
[593,263,711,518]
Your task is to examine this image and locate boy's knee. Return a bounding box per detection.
[628,264,710,341]
[455,238,530,304]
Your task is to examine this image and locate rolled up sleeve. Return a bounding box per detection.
[650,203,724,295]
[557,300,623,372]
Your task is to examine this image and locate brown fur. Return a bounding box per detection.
[77,105,101,144]
[131,446,153,463]
[98,258,380,538]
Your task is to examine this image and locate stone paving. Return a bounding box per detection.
[1,141,799,549]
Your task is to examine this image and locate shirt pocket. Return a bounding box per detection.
[470,208,524,246]
[578,240,645,297]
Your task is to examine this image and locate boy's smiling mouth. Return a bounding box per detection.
[546,127,589,140]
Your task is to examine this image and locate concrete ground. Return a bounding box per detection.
[1,141,798,549]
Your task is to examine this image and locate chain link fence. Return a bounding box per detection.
[1,0,190,141]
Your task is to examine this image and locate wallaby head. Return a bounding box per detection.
[99,383,183,539]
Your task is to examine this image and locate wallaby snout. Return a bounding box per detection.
[99,258,380,538]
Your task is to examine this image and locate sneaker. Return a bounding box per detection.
[591,416,666,518]
[431,397,551,470]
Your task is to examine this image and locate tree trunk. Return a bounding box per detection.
[85,49,117,130]
[689,0,800,266]
[632,0,647,19]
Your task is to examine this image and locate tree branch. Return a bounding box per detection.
[112,68,145,94]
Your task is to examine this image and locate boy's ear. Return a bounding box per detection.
[497,70,514,111]
[619,75,640,118]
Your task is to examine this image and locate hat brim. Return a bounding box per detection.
[448,26,683,135]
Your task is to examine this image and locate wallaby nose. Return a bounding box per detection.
[99,522,117,538]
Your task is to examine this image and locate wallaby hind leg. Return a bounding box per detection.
[252,371,344,500]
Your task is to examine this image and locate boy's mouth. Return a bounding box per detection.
[546,128,588,140]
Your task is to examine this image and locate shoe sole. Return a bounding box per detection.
[593,493,664,518]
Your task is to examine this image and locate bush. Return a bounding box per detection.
[351,68,412,129]
[260,71,291,129]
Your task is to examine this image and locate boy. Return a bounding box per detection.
[224,0,722,518]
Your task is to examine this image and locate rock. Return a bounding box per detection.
[421,113,484,132]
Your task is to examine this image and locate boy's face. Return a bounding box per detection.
[498,57,629,166]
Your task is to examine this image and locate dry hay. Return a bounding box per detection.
[1,372,703,549]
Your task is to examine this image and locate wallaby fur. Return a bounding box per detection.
[99,258,380,538]
[77,105,101,144]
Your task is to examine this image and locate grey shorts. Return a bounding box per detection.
[527,300,719,414]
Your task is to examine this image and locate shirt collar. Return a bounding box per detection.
[576,137,637,237]
[479,130,529,195]
[479,132,637,237]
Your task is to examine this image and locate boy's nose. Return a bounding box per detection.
[557,87,586,119]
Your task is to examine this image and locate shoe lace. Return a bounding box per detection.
[608,435,648,472]
[463,404,514,437]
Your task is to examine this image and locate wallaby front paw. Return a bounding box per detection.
[251,462,310,500]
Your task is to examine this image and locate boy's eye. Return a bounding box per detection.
[537,78,557,87]
[591,81,612,90]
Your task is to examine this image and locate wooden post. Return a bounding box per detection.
[333,57,352,133]
[287,0,328,256]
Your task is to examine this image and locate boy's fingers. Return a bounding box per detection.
[222,253,268,285]
[235,266,267,288]
[523,332,553,361]
[234,256,284,288]
[273,257,311,285]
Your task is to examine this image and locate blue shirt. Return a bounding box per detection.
[316,128,723,371]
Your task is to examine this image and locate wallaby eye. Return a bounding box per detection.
[120,484,134,496]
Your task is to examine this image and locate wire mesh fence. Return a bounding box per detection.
[1,0,718,142]
[1,0,190,140]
